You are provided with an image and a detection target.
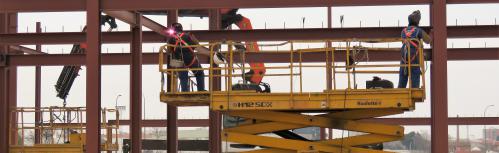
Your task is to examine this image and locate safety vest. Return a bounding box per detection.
[172,32,197,67]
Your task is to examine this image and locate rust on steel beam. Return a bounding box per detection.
[166,9,178,153]
[431,0,449,153]
[109,119,209,127]
[130,12,143,153]
[7,48,499,66]
[209,9,222,153]
[3,0,499,12]
[34,22,42,144]
[105,11,168,37]
[85,0,102,152]
[1,25,497,45]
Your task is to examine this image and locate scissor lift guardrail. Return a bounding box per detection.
[9,107,120,153]
[159,39,426,153]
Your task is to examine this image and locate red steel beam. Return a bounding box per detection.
[364,117,499,126]
[2,0,498,12]
[0,13,8,153]
[105,11,168,37]
[85,0,102,152]
[0,67,6,153]
[431,0,449,153]
[166,9,178,153]
[447,0,499,4]
[109,117,499,127]
[8,45,44,54]
[110,119,209,127]
[447,25,499,38]
[8,66,17,145]
[7,48,499,66]
[0,26,497,45]
[34,22,41,144]
[5,12,18,147]
[130,12,142,153]
[209,9,222,153]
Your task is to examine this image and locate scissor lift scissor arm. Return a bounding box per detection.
[159,39,426,153]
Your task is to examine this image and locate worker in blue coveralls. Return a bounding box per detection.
[165,23,225,92]
[398,10,431,88]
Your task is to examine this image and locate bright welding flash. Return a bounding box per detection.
[166,28,175,35]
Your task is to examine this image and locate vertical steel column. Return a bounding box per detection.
[8,65,17,145]
[326,6,333,90]
[166,9,178,153]
[323,6,333,141]
[6,12,18,146]
[85,0,102,152]
[0,67,6,153]
[0,13,8,153]
[430,0,449,153]
[130,12,143,153]
[34,22,42,144]
[209,9,222,153]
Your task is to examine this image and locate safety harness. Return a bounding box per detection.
[402,26,420,63]
[172,32,197,68]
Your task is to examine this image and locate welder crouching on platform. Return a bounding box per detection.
[165,23,225,92]
[398,10,431,88]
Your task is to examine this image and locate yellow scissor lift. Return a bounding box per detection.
[159,39,425,153]
[10,107,120,153]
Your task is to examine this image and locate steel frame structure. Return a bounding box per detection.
[1,25,498,44]
[1,0,498,152]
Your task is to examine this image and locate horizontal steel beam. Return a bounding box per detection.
[111,117,499,127]
[110,119,208,127]
[363,117,499,126]
[1,0,498,12]
[104,11,168,37]
[9,45,45,54]
[7,48,499,66]
[0,26,497,45]
[123,139,209,151]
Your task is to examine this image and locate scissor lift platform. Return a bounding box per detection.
[160,88,423,153]
[160,88,424,111]
[158,40,427,153]
[160,89,424,152]
[9,107,120,153]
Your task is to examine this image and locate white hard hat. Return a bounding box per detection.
[213,53,225,65]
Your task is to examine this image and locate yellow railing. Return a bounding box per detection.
[10,107,119,151]
[158,38,426,97]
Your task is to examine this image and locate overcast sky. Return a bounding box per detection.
[14,4,499,140]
